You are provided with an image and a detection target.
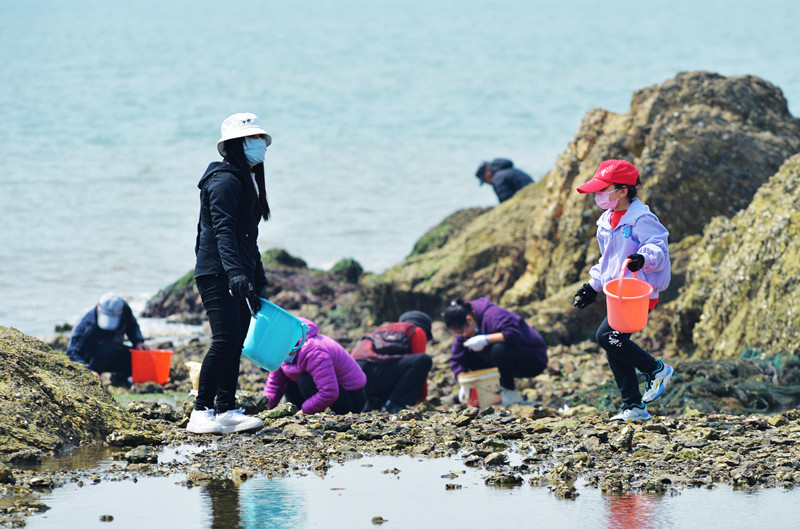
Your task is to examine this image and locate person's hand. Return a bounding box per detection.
[135,343,150,351]
[464,335,490,351]
[458,385,469,404]
[228,274,253,298]
[573,283,597,309]
[627,253,645,272]
[91,370,101,380]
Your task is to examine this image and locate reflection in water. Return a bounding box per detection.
[605,494,656,529]
[239,477,306,529]
[202,480,242,529]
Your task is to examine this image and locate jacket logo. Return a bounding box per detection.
[622,226,632,238]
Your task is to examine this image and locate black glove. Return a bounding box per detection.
[228,274,253,298]
[573,283,597,309]
[626,253,645,272]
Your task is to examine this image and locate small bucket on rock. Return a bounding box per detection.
[457,367,502,409]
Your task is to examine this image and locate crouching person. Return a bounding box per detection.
[352,310,434,413]
[263,317,367,415]
[443,298,548,406]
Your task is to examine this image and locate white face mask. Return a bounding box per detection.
[595,191,619,210]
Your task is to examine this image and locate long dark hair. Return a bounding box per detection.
[223,137,271,221]
[442,299,473,329]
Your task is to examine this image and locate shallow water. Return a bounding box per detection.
[25,454,800,529]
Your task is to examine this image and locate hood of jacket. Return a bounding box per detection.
[198,161,239,189]
[468,297,495,323]
[488,158,513,172]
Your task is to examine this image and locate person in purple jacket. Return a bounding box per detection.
[573,159,674,423]
[443,298,548,406]
[263,317,367,415]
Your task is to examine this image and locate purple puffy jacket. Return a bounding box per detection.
[263,317,366,414]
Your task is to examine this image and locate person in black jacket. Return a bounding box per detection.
[475,158,533,203]
[66,292,148,387]
[187,112,271,435]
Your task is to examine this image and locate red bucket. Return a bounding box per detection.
[130,349,173,385]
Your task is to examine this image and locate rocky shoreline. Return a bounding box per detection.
[2,70,800,526]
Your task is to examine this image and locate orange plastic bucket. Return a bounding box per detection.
[130,349,173,385]
[603,258,653,333]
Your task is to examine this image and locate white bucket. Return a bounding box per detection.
[186,361,202,393]
[457,367,501,408]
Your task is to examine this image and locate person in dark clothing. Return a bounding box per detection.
[475,158,533,203]
[352,310,434,413]
[187,112,272,435]
[443,298,547,406]
[66,292,148,387]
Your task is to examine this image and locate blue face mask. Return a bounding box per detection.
[243,137,267,165]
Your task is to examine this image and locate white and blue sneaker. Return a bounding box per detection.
[642,361,674,403]
[610,403,651,423]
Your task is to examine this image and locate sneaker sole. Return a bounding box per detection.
[186,424,223,434]
[642,367,674,403]
[219,422,264,434]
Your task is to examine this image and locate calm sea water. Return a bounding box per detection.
[1,0,799,336]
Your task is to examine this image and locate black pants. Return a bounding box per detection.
[461,343,546,390]
[196,274,251,413]
[86,341,131,382]
[357,354,432,408]
[596,317,660,407]
[285,373,367,414]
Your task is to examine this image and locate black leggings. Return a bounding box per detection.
[285,373,367,414]
[461,343,546,390]
[195,274,251,413]
[596,317,660,407]
[357,354,432,408]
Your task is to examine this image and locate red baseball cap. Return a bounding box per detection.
[576,159,640,193]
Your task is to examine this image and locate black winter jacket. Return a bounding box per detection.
[194,161,268,290]
[488,158,533,203]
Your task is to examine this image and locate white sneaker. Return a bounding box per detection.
[500,388,524,406]
[215,408,264,434]
[609,404,651,423]
[187,408,223,434]
[642,362,674,403]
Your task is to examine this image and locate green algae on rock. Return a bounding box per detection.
[672,154,800,358]
[0,326,145,463]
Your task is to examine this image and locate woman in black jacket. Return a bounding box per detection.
[187,113,271,434]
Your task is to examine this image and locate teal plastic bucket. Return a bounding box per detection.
[241,298,308,371]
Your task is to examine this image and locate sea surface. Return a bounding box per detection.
[2,0,799,337]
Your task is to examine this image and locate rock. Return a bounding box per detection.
[0,462,15,484]
[611,425,636,452]
[484,471,523,486]
[106,430,162,447]
[125,445,158,464]
[260,402,299,419]
[484,452,508,467]
[361,72,800,339]
[0,326,145,462]
[672,154,800,358]
[371,516,387,525]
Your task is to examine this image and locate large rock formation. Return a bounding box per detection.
[672,154,800,358]
[366,71,800,323]
[0,326,142,463]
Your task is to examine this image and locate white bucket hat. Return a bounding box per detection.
[217,112,272,156]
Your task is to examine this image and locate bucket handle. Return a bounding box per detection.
[244,295,258,318]
[291,322,309,353]
[617,258,637,301]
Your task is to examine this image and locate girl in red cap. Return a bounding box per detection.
[573,159,674,422]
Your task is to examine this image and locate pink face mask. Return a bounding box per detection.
[595,191,619,210]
